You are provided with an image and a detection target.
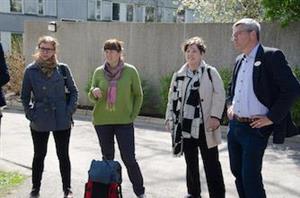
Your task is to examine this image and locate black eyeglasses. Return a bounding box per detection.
[39,47,55,52]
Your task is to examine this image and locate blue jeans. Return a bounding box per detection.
[94,123,145,196]
[227,120,269,198]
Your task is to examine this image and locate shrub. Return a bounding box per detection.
[5,52,25,95]
[140,78,155,115]
[218,67,232,94]
[218,67,232,125]
[3,35,25,96]
[159,72,173,115]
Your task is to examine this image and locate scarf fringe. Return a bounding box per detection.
[106,103,116,111]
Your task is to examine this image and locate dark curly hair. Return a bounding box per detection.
[182,36,206,54]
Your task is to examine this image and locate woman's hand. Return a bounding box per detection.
[165,120,173,132]
[92,87,102,99]
[208,117,220,132]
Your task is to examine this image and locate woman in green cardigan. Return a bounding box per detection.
[88,38,146,198]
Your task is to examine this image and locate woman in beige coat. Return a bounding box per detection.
[165,37,226,198]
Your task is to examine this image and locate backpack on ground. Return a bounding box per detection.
[84,160,122,198]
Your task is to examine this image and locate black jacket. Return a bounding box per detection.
[228,44,300,144]
[0,43,10,107]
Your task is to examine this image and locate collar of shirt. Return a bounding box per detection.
[187,67,199,78]
[244,43,260,62]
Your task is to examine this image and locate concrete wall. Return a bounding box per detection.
[23,21,300,112]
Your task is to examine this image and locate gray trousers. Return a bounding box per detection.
[94,123,145,196]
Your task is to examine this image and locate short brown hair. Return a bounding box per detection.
[182,36,206,54]
[103,38,123,52]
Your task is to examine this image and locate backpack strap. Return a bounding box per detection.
[207,67,212,83]
[58,64,74,125]
[58,64,70,94]
[59,64,67,86]
[200,67,212,83]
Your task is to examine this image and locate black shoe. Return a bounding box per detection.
[29,188,40,198]
[64,188,73,198]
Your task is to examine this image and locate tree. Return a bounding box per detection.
[174,0,264,23]
[262,0,300,26]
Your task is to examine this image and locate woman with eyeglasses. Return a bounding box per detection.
[21,35,78,198]
[88,38,146,198]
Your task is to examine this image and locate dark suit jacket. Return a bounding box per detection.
[0,43,10,107]
[228,44,300,144]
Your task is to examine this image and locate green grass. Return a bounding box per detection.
[0,171,26,196]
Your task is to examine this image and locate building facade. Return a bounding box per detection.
[0,0,197,52]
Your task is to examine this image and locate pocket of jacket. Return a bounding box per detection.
[26,108,36,121]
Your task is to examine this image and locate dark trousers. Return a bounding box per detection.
[183,125,225,198]
[94,123,145,196]
[0,110,2,128]
[227,120,269,198]
[31,128,71,191]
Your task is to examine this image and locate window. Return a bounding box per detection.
[96,0,101,20]
[135,5,144,22]
[157,7,162,22]
[23,0,44,15]
[145,7,155,22]
[88,0,101,20]
[10,0,23,13]
[162,7,176,23]
[112,3,120,21]
[88,0,95,19]
[24,0,36,14]
[44,0,56,16]
[126,4,134,22]
[102,1,112,21]
[37,0,43,15]
[177,9,185,23]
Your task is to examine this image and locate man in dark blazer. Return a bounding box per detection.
[0,43,10,121]
[227,18,300,198]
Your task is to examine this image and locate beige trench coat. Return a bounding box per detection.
[165,61,225,149]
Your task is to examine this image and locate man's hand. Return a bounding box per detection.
[227,105,234,120]
[250,115,273,128]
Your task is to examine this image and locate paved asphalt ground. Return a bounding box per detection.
[0,108,300,198]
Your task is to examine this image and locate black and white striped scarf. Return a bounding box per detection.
[171,68,203,155]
